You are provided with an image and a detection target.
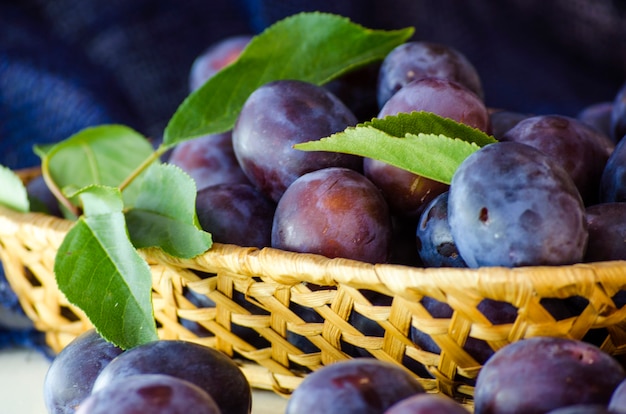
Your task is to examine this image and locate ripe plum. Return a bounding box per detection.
[195,182,275,248]
[376,41,483,109]
[76,374,221,414]
[473,336,626,414]
[578,101,614,139]
[488,109,531,140]
[600,135,626,202]
[609,379,626,412]
[173,35,254,191]
[284,358,425,414]
[271,167,392,264]
[584,202,626,262]
[611,81,626,142]
[168,131,250,192]
[92,340,251,414]
[232,79,361,202]
[365,76,489,219]
[385,393,470,413]
[448,141,588,268]
[500,114,614,204]
[188,35,252,92]
[43,329,124,414]
[415,191,467,268]
[364,158,449,219]
[546,406,614,414]
[377,77,490,132]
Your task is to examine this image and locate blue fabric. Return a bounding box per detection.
[0,0,625,355]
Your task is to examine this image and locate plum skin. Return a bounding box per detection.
[584,202,626,262]
[385,393,470,414]
[188,34,252,92]
[284,358,425,414]
[448,141,588,268]
[473,336,626,414]
[91,340,251,414]
[415,191,467,268]
[376,41,484,109]
[76,374,222,414]
[501,114,614,205]
[232,79,361,202]
[365,76,489,219]
[271,167,392,264]
[195,182,275,249]
[167,131,250,192]
[43,329,124,414]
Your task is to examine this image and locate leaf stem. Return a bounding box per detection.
[118,144,169,192]
[40,157,80,217]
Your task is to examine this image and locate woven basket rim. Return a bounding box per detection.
[2,204,625,303]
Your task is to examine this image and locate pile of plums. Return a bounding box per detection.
[43,330,626,413]
[165,35,626,272]
[34,31,626,414]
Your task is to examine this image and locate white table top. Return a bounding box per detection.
[0,346,289,414]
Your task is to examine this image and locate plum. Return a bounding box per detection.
[578,101,614,139]
[474,336,626,414]
[167,132,250,192]
[500,114,614,205]
[195,182,275,248]
[43,329,124,414]
[364,76,489,219]
[92,340,251,414]
[232,79,361,202]
[609,378,626,413]
[188,35,252,92]
[415,191,467,268]
[600,135,626,203]
[489,109,531,140]
[284,358,425,414]
[271,167,392,264]
[76,374,222,414]
[376,41,484,109]
[448,141,588,268]
[384,393,470,413]
[584,202,626,262]
[611,81,626,142]
[546,405,614,414]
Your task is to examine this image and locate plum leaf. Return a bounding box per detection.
[125,163,212,258]
[39,124,156,209]
[364,111,497,147]
[0,165,29,213]
[163,11,413,146]
[55,185,158,350]
[295,111,497,184]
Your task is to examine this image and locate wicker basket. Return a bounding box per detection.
[3,201,626,410]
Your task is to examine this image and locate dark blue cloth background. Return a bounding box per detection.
[1,0,625,356]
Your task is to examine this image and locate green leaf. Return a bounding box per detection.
[163,12,414,146]
[0,165,29,212]
[125,163,212,258]
[41,125,157,206]
[54,185,158,350]
[295,112,497,184]
[365,111,497,147]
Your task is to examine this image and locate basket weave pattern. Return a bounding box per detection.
[3,204,626,407]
